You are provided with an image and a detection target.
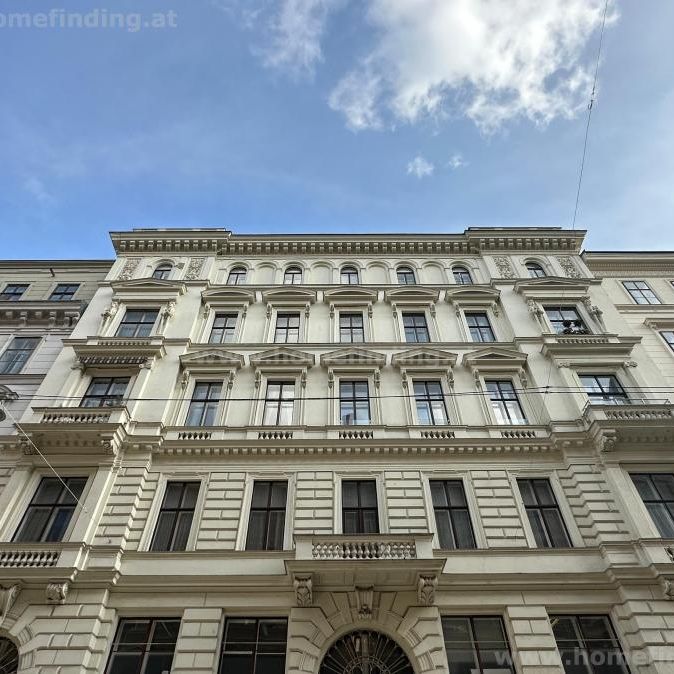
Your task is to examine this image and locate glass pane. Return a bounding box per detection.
[186,402,205,426]
[225,619,257,645]
[533,480,555,506]
[119,620,151,645]
[151,620,180,645]
[45,507,74,541]
[262,403,277,425]
[362,510,379,534]
[255,654,285,674]
[246,511,268,550]
[342,482,358,508]
[447,481,467,507]
[473,618,507,646]
[270,483,287,508]
[543,509,571,547]
[452,510,475,549]
[278,401,294,425]
[107,654,143,674]
[442,617,472,644]
[359,481,378,507]
[653,474,674,500]
[15,508,50,542]
[163,483,183,508]
[182,482,200,509]
[144,654,175,674]
[430,482,448,507]
[266,511,285,550]
[430,400,447,424]
[631,474,657,500]
[251,483,270,508]
[172,511,193,551]
[151,512,176,551]
[61,478,87,504]
[445,650,479,674]
[551,616,581,645]
[647,503,674,537]
[527,510,550,548]
[342,510,359,534]
[435,510,454,549]
[416,401,432,425]
[33,478,62,504]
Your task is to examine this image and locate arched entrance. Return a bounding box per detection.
[0,638,18,674]
[320,630,414,674]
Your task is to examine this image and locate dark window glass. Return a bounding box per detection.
[274,313,300,343]
[219,618,287,674]
[0,336,40,375]
[631,473,674,537]
[414,380,448,425]
[623,280,660,305]
[14,477,87,542]
[209,313,237,343]
[245,481,288,551]
[186,382,222,426]
[150,481,200,552]
[152,264,172,280]
[442,616,514,673]
[397,267,416,284]
[262,381,294,425]
[430,480,476,549]
[339,312,365,343]
[116,309,158,338]
[517,478,572,548]
[227,267,247,285]
[341,266,359,284]
[105,618,180,674]
[660,331,674,352]
[0,284,28,301]
[551,614,630,674]
[49,284,80,301]
[580,374,629,405]
[403,312,430,342]
[283,267,302,284]
[453,267,473,285]
[486,380,527,424]
[544,306,588,334]
[81,377,129,408]
[526,262,546,278]
[339,380,371,425]
[342,480,379,534]
[465,312,496,342]
[0,636,18,673]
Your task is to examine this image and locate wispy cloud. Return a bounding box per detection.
[407,155,434,179]
[447,153,466,170]
[22,176,55,206]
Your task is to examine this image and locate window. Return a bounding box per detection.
[227,266,247,285]
[550,615,630,674]
[49,283,79,301]
[0,284,28,301]
[152,263,172,280]
[0,336,40,374]
[342,480,379,534]
[397,266,416,284]
[414,380,448,425]
[402,312,430,342]
[150,481,200,552]
[262,381,294,425]
[517,478,572,548]
[209,313,237,343]
[0,637,18,674]
[442,616,514,673]
[245,481,288,551]
[631,473,674,537]
[186,382,222,426]
[660,330,674,352]
[14,476,87,542]
[116,309,158,338]
[339,312,365,343]
[283,266,302,284]
[274,312,300,343]
[218,618,287,674]
[105,618,180,674]
[465,312,496,342]
[341,266,359,284]
[339,380,371,425]
[453,266,473,285]
[81,377,129,408]
[486,380,527,424]
[580,374,629,405]
[526,262,546,278]
[623,280,660,305]
[545,306,588,334]
[430,480,476,549]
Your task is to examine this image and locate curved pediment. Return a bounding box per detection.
[180,349,245,369]
[463,346,527,369]
[202,287,256,304]
[320,347,386,368]
[323,287,378,302]
[384,287,440,303]
[249,347,315,368]
[446,286,500,303]
[391,347,458,368]
[261,287,317,304]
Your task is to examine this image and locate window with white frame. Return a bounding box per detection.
[0,336,40,374]
[339,312,365,343]
[150,481,200,552]
[185,382,222,426]
[49,283,80,301]
[430,480,476,549]
[517,478,572,548]
[283,266,303,284]
[116,309,158,337]
[80,377,129,407]
[245,480,287,551]
[274,312,300,343]
[452,266,473,285]
[209,313,238,343]
[660,330,674,352]
[262,381,295,425]
[526,262,546,278]
[630,473,674,537]
[342,479,379,534]
[152,263,172,280]
[465,312,496,342]
[397,266,416,284]
[485,380,527,424]
[339,380,371,425]
[413,380,448,425]
[580,374,629,405]
[227,266,247,285]
[622,280,660,305]
[340,265,359,284]
[402,312,430,342]
[544,306,588,334]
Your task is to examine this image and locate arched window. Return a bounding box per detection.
[283,266,303,285]
[453,266,473,285]
[526,262,546,278]
[227,266,247,285]
[341,265,359,285]
[0,637,18,674]
[320,631,414,674]
[397,266,416,285]
[152,263,173,280]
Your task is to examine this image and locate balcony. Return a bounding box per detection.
[0,542,87,577]
[296,534,431,561]
[68,336,166,370]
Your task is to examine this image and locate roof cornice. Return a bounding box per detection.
[110,228,232,254]
[582,251,674,273]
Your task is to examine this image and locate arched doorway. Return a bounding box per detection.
[320,630,414,674]
[0,638,18,674]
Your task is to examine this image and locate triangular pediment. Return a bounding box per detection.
[324,287,378,302]
[202,287,255,304]
[514,276,591,298]
[446,286,500,303]
[391,347,458,368]
[384,287,440,302]
[180,349,245,369]
[249,347,315,368]
[463,346,527,369]
[320,347,386,367]
[261,287,317,304]
[111,278,186,294]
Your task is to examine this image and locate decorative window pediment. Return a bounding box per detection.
[110,277,186,301]
[446,286,500,304]
[201,287,255,305]
[384,287,440,303]
[391,347,458,368]
[249,347,315,368]
[514,276,592,300]
[320,347,386,368]
[261,287,317,304]
[179,349,245,371]
[324,287,378,303]
[463,346,527,371]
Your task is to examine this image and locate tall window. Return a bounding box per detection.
[81,377,129,407]
[339,312,365,343]
[116,309,158,338]
[14,476,87,542]
[526,262,546,278]
[453,266,473,285]
[209,313,237,343]
[105,618,180,674]
[342,480,379,534]
[186,382,221,426]
[397,266,416,284]
[442,616,514,673]
[227,266,247,285]
[274,312,300,343]
[486,380,527,424]
[660,330,674,352]
[0,336,40,374]
[623,280,660,305]
[283,266,302,284]
[414,380,448,425]
[245,481,288,551]
[517,478,571,548]
[262,381,294,425]
[340,266,359,284]
[580,374,629,405]
[218,618,287,674]
[150,481,200,552]
[152,263,172,280]
[339,380,371,425]
[544,306,588,334]
[402,312,430,342]
[430,480,476,549]
[631,473,674,537]
[465,312,496,342]
[550,615,630,674]
[49,283,79,301]
[0,284,28,301]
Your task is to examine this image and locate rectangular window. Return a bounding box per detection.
[14,477,87,542]
[49,284,80,301]
[551,614,630,674]
[580,374,629,405]
[442,616,514,673]
[339,312,365,343]
[339,380,371,425]
[403,312,430,342]
[414,380,448,425]
[342,480,379,534]
[430,480,476,549]
[661,330,674,352]
[544,306,588,334]
[150,481,200,552]
[274,312,300,343]
[245,481,288,551]
[209,313,237,343]
[0,336,40,375]
[486,380,527,424]
[116,309,158,338]
[631,473,674,537]
[80,377,129,408]
[0,284,28,301]
[465,312,496,342]
[623,280,660,305]
[186,382,221,426]
[262,381,295,425]
[105,618,180,674]
[218,618,287,674]
[517,478,572,548]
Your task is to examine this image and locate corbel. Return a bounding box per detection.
[180,370,190,389]
[328,368,334,389]
[400,369,408,389]
[356,586,374,620]
[391,302,398,318]
[304,302,311,319]
[266,302,273,319]
[329,303,335,319]
[202,303,210,319]
[241,303,248,319]
[46,581,68,605]
[227,371,235,391]
[293,574,313,607]
[373,369,381,390]
[300,369,307,390]
[417,574,438,606]
[491,300,500,317]
[429,301,436,317]
[367,302,373,318]
[254,370,262,390]
[0,583,21,623]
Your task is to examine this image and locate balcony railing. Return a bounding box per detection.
[32,405,130,426]
[584,400,673,423]
[295,534,433,561]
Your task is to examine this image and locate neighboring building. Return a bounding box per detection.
[0,228,674,674]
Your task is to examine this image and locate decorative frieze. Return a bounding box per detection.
[494,256,515,279]
[557,255,582,278]
[184,257,206,280]
[117,257,141,280]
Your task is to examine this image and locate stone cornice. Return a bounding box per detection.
[110,228,231,254]
[583,251,674,274]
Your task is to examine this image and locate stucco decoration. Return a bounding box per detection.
[118,257,141,280]
[417,575,438,606]
[494,256,515,279]
[45,582,68,605]
[557,255,582,279]
[293,575,313,608]
[356,586,374,619]
[0,584,20,623]
[184,257,206,280]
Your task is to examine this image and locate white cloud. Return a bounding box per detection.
[22,176,55,206]
[407,155,434,179]
[447,153,466,170]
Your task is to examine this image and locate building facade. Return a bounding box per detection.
[0,228,673,674]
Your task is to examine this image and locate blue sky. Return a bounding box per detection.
[1,0,673,259]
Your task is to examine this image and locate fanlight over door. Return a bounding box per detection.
[320,630,414,674]
[0,638,18,674]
